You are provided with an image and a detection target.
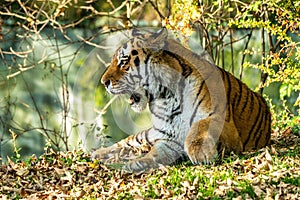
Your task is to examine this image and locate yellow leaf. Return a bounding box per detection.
[88,160,99,169]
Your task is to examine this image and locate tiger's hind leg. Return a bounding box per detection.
[185,116,243,165]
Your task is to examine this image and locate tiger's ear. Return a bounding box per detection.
[131,28,143,37]
[147,28,168,49]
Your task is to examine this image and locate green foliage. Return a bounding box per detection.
[1,0,159,161]
[233,0,300,100]
[1,2,299,199]
[165,0,300,130]
[1,139,299,198]
[1,0,299,164]
[238,181,256,199]
[282,176,300,187]
[25,155,39,167]
[267,96,300,133]
[10,129,21,163]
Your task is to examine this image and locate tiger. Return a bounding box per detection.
[92,28,272,173]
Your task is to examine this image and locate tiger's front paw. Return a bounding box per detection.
[91,146,121,163]
[185,142,218,165]
[122,157,159,174]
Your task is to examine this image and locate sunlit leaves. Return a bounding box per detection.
[165,0,300,130]
[1,141,299,199]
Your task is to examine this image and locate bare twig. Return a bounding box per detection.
[230,29,234,74]
[239,31,253,80]
[259,4,269,94]
[148,0,165,20]
[20,73,59,148]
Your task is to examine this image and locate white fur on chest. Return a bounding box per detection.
[148,78,209,142]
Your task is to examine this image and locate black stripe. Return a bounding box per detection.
[158,86,174,99]
[149,93,154,102]
[127,55,131,65]
[161,86,168,98]
[193,80,205,106]
[153,126,173,138]
[177,76,185,113]
[163,50,181,62]
[158,85,163,96]
[234,81,243,109]
[253,106,265,148]
[127,74,142,85]
[254,131,263,149]
[254,108,268,148]
[145,89,149,100]
[143,51,151,84]
[249,92,257,116]
[151,109,169,121]
[152,70,162,88]
[160,139,185,151]
[134,56,140,66]
[265,110,272,146]
[135,133,143,145]
[219,67,226,80]
[171,104,181,113]
[134,160,144,169]
[144,130,154,146]
[181,64,193,78]
[189,93,206,126]
[143,49,150,74]
[239,89,250,119]
[161,143,178,154]
[256,106,271,147]
[158,142,182,159]
[163,50,193,78]
[224,71,232,120]
[124,75,134,85]
[131,74,142,80]
[231,92,237,111]
[136,40,143,48]
[125,141,134,148]
[170,111,181,120]
[135,59,141,75]
[243,98,263,151]
[170,104,181,120]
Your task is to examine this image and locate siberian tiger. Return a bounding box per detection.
[92,29,272,173]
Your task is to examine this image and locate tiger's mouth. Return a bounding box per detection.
[128,93,141,105]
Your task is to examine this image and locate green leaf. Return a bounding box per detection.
[280,83,293,100]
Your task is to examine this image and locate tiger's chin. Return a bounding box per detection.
[128,92,148,112]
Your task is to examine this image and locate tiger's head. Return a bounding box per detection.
[101,29,168,112]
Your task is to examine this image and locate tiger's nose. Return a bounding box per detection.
[102,79,111,88]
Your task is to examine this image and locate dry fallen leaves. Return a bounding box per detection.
[0,131,299,199]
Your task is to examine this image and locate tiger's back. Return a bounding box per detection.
[165,38,271,152]
[92,29,272,173]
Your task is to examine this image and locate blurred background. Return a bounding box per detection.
[0,0,299,163]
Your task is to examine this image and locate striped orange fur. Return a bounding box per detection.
[92,29,272,173]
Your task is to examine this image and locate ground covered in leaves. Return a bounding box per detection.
[1,131,299,199]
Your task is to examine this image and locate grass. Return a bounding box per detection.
[0,131,299,199]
